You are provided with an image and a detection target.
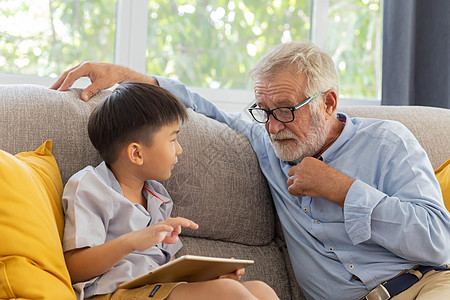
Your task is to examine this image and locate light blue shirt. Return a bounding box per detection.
[156,76,450,300]
[62,162,182,299]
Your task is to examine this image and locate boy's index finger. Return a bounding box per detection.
[166,217,198,230]
[189,222,199,230]
[180,219,199,230]
[186,219,199,230]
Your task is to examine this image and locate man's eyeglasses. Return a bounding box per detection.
[248,93,322,123]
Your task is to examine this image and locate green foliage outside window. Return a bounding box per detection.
[0,0,116,77]
[146,0,382,98]
[327,0,382,99]
[146,0,310,90]
[0,0,382,99]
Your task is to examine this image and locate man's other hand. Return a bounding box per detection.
[287,157,354,206]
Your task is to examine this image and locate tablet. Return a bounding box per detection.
[118,255,254,289]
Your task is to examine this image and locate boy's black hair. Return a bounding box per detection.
[88,81,187,165]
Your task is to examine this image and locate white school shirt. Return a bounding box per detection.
[62,161,182,299]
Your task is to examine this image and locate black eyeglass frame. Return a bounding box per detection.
[248,93,323,124]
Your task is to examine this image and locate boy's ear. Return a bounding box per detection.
[127,143,144,166]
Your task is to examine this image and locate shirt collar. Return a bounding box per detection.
[95,162,169,204]
[318,112,356,162]
[95,161,124,195]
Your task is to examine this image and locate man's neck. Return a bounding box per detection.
[315,117,345,158]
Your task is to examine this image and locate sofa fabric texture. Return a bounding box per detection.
[1,84,449,299]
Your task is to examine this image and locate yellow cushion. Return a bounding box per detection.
[0,141,75,299]
[435,159,450,212]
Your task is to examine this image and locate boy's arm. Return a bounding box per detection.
[64,234,134,283]
[65,217,198,283]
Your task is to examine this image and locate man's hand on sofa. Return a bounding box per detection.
[50,61,158,101]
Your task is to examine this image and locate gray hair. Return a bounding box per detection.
[250,41,339,104]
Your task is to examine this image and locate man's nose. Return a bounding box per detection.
[266,114,286,135]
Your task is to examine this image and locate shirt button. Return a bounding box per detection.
[314,220,320,224]
[303,207,308,212]
[349,264,355,269]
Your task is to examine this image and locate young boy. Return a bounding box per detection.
[62,82,279,300]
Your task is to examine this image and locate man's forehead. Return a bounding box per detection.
[254,87,306,107]
[254,74,307,105]
[255,97,296,108]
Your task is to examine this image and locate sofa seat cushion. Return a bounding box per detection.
[435,159,450,212]
[0,140,75,299]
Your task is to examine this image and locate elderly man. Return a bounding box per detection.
[52,41,450,300]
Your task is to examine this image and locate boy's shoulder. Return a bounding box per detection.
[62,164,117,214]
[63,162,113,200]
[65,164,104,187]
[67,161,113,183]
[69,164,97,179]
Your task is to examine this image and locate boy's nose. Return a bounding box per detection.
[175,141,183,155]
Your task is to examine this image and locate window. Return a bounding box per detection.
[326,0,383,100]
[0,0,116,77]
[0,0,383,110]
[145,0,310,90]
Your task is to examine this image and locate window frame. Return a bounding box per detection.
[0,0,381,112]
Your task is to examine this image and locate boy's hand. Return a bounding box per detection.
[63,217,197,283]
[218,258,245,281]
[128,217,198,252]
[160,217,199,244]
[219,268,245,281]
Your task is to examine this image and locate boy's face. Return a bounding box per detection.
[141,121,182,181]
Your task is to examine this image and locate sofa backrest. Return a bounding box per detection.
[0,85,105,183]
[0,84,275,247]
[1,84,449,247]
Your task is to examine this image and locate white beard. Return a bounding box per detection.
[270,111,331,162]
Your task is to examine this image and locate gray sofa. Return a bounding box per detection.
[1,84,449,300]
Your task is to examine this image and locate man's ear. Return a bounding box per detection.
[127,143,144,166]
[323,89,338,117]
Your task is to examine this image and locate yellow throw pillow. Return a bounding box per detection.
[0,140,75,299]
[435,159,450,212]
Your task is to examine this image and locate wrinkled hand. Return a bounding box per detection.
[128,217,198,252]
[286,157,354,207]
[50,61,158,101]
